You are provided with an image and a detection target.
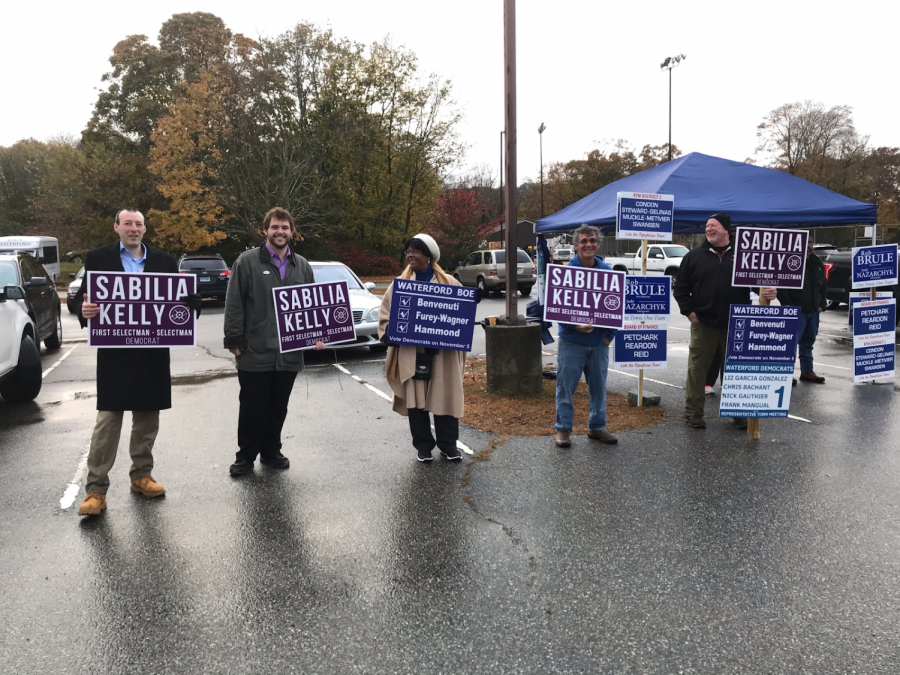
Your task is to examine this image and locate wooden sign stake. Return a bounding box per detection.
[745,288,771,439]
[637,239,648,407]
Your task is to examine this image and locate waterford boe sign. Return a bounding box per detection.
[386,279,477,352]
[87,271,196,347]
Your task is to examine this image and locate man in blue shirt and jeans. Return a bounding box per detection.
[554,225,618,448]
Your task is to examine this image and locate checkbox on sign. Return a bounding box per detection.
[400,297,411,307]
[399,309,410,320]
[734,342,743,352]
[397,323,409,333]
[735,330,744,341]
[736,319,745,329]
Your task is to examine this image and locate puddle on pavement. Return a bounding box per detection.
[172,370,238,386]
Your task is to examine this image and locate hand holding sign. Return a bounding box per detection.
[81,294,99,319]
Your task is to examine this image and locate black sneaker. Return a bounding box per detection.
[685,415,706,429]
[733,417,748,430]
[260,455,290,469]
[229,459,254,476]
[417,449,434,463]
[439,447,462,461]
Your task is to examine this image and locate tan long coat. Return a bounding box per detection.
[378,272,466,419]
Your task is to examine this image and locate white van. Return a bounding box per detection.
[0,236,60,282]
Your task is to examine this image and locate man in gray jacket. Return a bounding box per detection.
[224,207,322,476]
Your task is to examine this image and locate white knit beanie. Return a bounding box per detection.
[411,233,440,263]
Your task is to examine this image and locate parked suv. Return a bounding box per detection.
[0,252,62,351]
[178,254,230,300]
[454,248,535,296]
[0,255,55,402]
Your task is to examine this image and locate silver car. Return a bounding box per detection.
[453,248,535,297]
[309,261,387,352]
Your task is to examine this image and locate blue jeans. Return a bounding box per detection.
[797,311,820,372]
[554,338,609,432]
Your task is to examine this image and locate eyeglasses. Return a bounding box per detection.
[578,238,598,245]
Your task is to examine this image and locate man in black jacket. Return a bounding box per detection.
[76,208,201,516]
[674,213,776,429]
[777,237,827,385]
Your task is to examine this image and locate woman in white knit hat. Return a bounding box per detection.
[378,234,467,462]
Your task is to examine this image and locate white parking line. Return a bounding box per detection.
[42,345,78,379]
[332,363,473,455]
[60,440,91,510]
[609,369,685,390]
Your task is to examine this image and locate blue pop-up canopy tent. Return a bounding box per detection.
[535,152,877,234]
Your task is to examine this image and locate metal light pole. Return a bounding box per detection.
[538,123,546,218]
[660,54,686,162]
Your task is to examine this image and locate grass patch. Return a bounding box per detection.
[461,358,667,437]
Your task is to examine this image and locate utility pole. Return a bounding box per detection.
[503,0,519,321]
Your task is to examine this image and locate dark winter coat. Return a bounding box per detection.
[223,245,315,372]
[78,243,178,411]
[777,252,827,313]
[674,238,751,329]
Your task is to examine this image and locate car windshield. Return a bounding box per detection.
[493,251,532,264]
[310,264,363,290]
[0,261,18,288]
[180,258,227,271]
[76,267,85,279]
[662,246,689,257]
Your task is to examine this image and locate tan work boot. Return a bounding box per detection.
[130,476,166,497]
[588,429,618,444]
[554,430,571,448]
[78,492,107,516]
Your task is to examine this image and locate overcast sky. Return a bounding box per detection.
[3,0,897,186]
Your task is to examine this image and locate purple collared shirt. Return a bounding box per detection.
[265,243,290,280]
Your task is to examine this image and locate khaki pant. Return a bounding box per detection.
[685,321,729,418]
[85,410,160,494]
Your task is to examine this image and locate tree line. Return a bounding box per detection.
[0,14,897,272]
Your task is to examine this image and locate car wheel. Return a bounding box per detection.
[665,268,678,277]
[0,336,42,403]
[45,311,63,350]
[826,300,841,310]
[519,285,532,297]
[477,276,486,296]
[369,343,388,354]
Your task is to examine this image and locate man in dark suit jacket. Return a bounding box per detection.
[76,208,201,516]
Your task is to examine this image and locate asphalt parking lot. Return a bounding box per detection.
[1,294,898,674]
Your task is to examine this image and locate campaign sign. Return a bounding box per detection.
[732,227,809,289]
[543,264,626,329]
[386,279,477,352]
[273,281,355,352]
[847,291,892,328]
[624,275,671,322]
[852,298,896,383]
[851,244,898,289]
[616,192,674,241]
[719,304,800,418]
[613,323,667,370]
[87,271,196,348]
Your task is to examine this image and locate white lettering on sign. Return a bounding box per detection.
[739,230,805,253]
[93,275,189,302]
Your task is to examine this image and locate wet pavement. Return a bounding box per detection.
[1,296,899,673]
